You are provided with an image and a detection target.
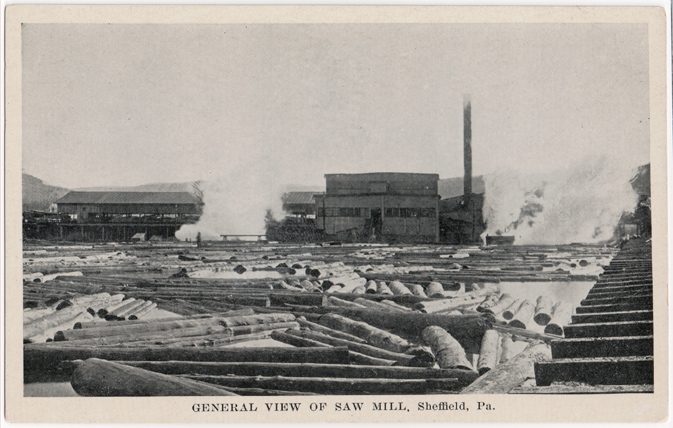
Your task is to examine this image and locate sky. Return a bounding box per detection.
[22,23,650,190]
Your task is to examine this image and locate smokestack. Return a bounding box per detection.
[463,94,472,204]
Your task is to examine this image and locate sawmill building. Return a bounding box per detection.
[314,173,440,243]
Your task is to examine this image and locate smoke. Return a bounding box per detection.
[176,167,286,241]
[481,156,639,245]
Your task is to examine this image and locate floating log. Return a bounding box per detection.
[318,313,411,353]
[332,308,491,353]
[486,293,514,315]
[23,300,67,324]
[295,317,367,344]
[105,299,147,321]
[426,282,445,298]
[284,329,429,367]
[461,342,552,394]
[128,303,158,320]
[493,324,558,343]
[71,358,238,396]
[388,281,412,295]
[182,374,459,395]
[422,326,474,371]
[348,351,397,366]
[26,310,95,343]
[509,300,535,329]
[476,330,499,375]
[328,296,367,309]
[270,331,331,348]
[477,293,502,312]
[218,313,296,327]
[98,298,136,317]
[365,280,378,294]
[406,283,427,297]
[412,297,480,314]
[501,299,523,320]
[544,302,573,336]
[336,277,367,294]
[377,281,393,295]
[533,296,553,325]
[114,361,475,383]
[25,344,352,376]
[377,299,413,312]
[24,306,96,340]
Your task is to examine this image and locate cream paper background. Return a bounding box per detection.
[3,5,669,423]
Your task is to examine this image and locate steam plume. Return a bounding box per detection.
[481,156,639,245]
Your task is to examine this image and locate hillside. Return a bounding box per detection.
[22,174,70,211]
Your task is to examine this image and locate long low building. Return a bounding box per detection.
[56,191,202,221]
[314,173,439,243]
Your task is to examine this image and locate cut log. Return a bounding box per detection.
[476,330,499,375]
[365,280,378,294]
[425,282,445,298]
[26,311,94,343]
[23,300,67,324]
[533,296,553,325]
[422,326,474,371]
[55,318,228,341]
[284,329,430,367]
[501,299,523,320]
[24,306,96,340]
[413,297,480,314]
[377,281,393,295]
[105,299,147,320]
[499,334,515,363]
[406,283,427,298]
[295,317,367,344]
[485,293,515,315]
[461,341,552,394]
[318,313,411,353]
[348,351,397,366]
[477,293,503,312]
[332,308,491,354]
[71,358,238,396]
[182,374,459,395]
[544,302,573,336]
[128,303,158,320]
[377,299,413,312]
[98,298,136,317]
[114,361,475,383]
[336,277,367,294]
[493,324,558,343]
[389,281,412,295]
[270,331,331,348]
[509,300,535,329]
[327,296,367,309]
[24,344,352,376]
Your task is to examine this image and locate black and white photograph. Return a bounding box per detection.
[3,4,669,424]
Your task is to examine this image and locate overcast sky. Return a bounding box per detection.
[22,23,650,189]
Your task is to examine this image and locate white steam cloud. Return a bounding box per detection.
[176,168,286,241]
[481,156,639,245]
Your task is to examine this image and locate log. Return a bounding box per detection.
[55,318,228,341]
[376,281,393,295]
[406,283,427,298]
[461,342,552,394]
[284,329,430,367]
[422,326,474,371]
[24,306,96,340]
[389,281,412,295]
[98,298,136,317]
[485,293,515,315]
[299,280,319,292]
[124,300,155,318]
[119,331,275,348]
[226,321,300,337]
[476,330,500,375]
[219,295,270,307]
[332,308,492,354]
[508,300,535,329]
[533,296,553,325]
[327,296,367,309]
[295,317,367,344]
[218,313,296,327]
[270,331,331,348]
[114,361,475,383]
[493,323,558,343]
[268,293,328,307]
[26,310,95,343]
[71,358,238,396]
[477,293,501,312]
[128,303,158,320]
[336,277,367,294]
[105,299,147,320]
[318,313,411,353]
[351,285,366,294]
[348,351,397,366]
[352,298,405,312]
[24,344,352,376]
[23,300,67,324]
[544,302,573,336]
[365,280,378,294]
[501,299,523,320]
[378,299,413,312]
[182,374,459,395]
[425,282,445,298]
[499,334,515,363]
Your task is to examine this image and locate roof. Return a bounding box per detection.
[282,192,318,205]
[56,191,202,205]
[325,172,439,181]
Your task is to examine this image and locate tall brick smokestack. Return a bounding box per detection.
[463,95,472,205]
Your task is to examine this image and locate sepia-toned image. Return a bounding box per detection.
[4,5,669,424]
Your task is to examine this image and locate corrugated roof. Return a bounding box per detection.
[282,192,318,205]
[56,191,201,205]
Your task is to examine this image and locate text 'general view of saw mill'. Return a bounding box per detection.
[22,96,654,398]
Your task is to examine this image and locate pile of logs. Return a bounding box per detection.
[22,240,613,396]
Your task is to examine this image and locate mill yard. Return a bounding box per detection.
[22,237,653,396]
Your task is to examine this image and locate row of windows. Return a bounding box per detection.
[385,208,436,218]
[317,207,436,218]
